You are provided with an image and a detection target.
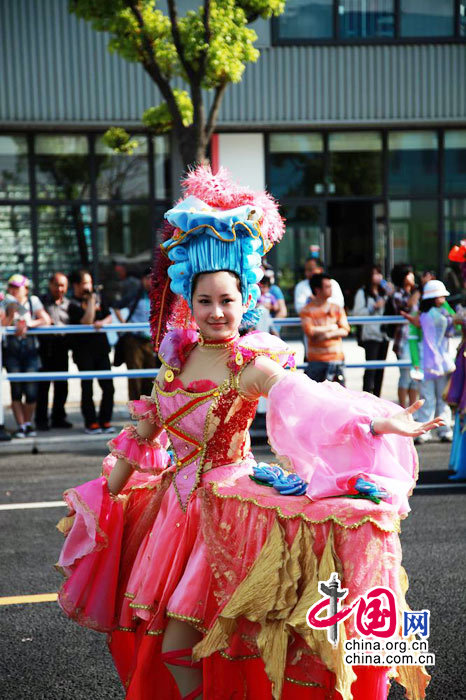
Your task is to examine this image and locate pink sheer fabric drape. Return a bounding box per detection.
[267,373,418,515]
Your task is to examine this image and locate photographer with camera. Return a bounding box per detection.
[1,274,51,438]
[68,269,114,434]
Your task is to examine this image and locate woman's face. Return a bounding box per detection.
[8,284,27,303]
[434,296,446,307]
[372,269,382,286]
[192,271,249,341]
[404,272,415,289]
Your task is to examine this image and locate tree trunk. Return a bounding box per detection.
[177,124,209,170]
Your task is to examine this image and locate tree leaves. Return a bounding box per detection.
[69,0,285,165]
[142,89,194,132]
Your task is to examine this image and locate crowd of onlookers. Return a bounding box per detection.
[294,258,462,444]
[1,256,463,443]
[0,264,156,438]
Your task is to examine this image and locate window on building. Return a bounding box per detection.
[0,136,29,200]
[400,0,455,37]
[275,0,334,40]
[328,131,383,195]
[95,136,150,200]
[97,204,152,261]
[445,131,466,194]
[35,135,90,200]
[154,136,171,200]
[389,199,438,271]
[388,131,438,195]
[444,199,466,293]
[274,0,464,41]
[339,0,395,39]
[37,206,93,288]
[272,204,324,299]
[268,134,325,199]
[0,206,33,286]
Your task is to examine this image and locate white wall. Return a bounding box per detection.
[218,133,265,191]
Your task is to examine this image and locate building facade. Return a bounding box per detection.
[1,0,465,305]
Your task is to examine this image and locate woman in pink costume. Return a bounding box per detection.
[57,168,441,700]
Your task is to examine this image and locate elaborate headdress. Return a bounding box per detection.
[150,166,285,350]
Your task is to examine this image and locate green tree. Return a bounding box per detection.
[70,0,284,169]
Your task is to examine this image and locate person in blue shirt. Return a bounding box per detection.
[261,264,287,318]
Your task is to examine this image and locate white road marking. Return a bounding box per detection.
[0,501,66,511]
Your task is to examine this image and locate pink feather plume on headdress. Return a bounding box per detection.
[182,165,285,246]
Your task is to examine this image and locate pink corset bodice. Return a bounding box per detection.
[153,377,258,510]
[129,330,295,511]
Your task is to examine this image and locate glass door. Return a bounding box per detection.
[268,203,326,304]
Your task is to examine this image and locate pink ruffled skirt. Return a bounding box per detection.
[57,458,429,700]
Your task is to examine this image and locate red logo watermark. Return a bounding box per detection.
[305,573,434,666]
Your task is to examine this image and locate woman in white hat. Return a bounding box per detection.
[414,279,456,443]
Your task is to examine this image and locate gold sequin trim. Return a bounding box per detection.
[117,626,136,633]
[164,220,269,253]
[209,482,401,533]
[129,602,154,610]
[155,376,230,399]
[159,356,180,374]
[62,488,108,544]
[219,651,262,661]
[166,611,208,634]
[284,676,322,688]
[146,629,164,636]
[124,592,135,599]
[198,334,239,349]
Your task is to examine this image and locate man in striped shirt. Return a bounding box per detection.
[300,273,350,386]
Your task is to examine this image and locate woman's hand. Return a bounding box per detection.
[400,310,420,327]
[372,400,444,438]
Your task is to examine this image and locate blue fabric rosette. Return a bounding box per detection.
[251,463,308,496]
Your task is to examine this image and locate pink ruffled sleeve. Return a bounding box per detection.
[57,476,124,632]
[128,396,160,423]
[267,373,418,516]
[108,425,171,473]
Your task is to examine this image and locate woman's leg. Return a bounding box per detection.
[374,340,389,398]
[362,341,376,394]
[408,384,420,406]
[162,619,203,698]
[416,380,435,424]
[11,400,25,427]
[434,375,452,439]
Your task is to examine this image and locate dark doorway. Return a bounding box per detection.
[327,200,381,303]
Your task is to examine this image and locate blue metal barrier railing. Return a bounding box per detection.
[0,317,410,428]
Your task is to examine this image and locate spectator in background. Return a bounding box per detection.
[294,257,344,313]
[300,273,350,385]
[68,269,114,434]
[420,270,436,288]
[258,276,279,317]
[35,272,72,431]
[390,264,420,408]
[114,267,157,401]
[113,260,141,309]
[414,280,455,444]
[352,265,389,397]
[1,274,50,438]
[261,264,287,318]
